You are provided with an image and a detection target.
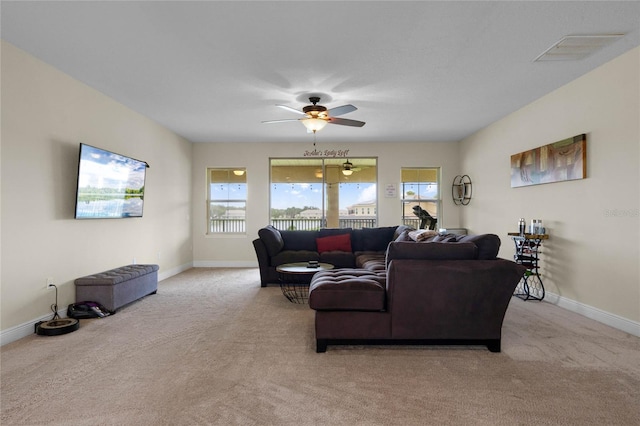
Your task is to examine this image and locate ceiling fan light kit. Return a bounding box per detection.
[263,96,365,134]
[302,118,328,133]
[342,159,354,176]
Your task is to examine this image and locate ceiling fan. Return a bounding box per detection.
[262,96,366,133]
[342,159,365,175]
[342,159,355,175]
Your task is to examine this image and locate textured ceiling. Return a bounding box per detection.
[2,1,639,144]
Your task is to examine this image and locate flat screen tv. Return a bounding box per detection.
[74,143,148,219]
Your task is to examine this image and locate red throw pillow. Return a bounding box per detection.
[316,233,352,253]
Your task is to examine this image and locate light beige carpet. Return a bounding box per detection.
[1,267,639,425]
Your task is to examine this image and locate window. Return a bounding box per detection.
[270,158,377,230]
[401,168,440,230]
[207,168,246,234]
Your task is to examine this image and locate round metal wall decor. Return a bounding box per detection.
[452,175,472,205]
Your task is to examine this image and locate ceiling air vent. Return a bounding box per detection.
[534,34,624,62]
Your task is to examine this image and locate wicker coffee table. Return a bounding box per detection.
[276,262,334,303]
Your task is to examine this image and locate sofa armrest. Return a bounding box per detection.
[252,238,271,287]
[386,259,526,339]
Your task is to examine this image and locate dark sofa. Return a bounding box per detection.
[252,225,411,287]
[308,234,527,353]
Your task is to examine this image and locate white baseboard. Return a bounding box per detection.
[0,262,194,347]
[158,262,193,282]
[0,308,69,347]
[544,292,640,337]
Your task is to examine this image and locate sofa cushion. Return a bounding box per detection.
[318,228,352,238]
[280,230,319,251]
[432,233,461,242]
[393,225,414,239]
[386,241,478,266]
[316,233,352,253]
[258,225,284,257]
[457,234,501,260]
[394,230,412,242]
[319,251,356,268]
[360,226,398,251]
[361,259,387,272]
[350,229,365,252]
[271,250,319,266]
[355,252,387,271]
[309,269,386,311]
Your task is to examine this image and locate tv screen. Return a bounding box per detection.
[74,143,147,219]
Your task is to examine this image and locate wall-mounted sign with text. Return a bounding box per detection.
[385,184,397,198]
[303,149,350,158]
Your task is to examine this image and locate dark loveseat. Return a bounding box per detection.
[308,233,527,353]
[252,225,411,287]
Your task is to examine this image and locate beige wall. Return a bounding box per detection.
[3,38,637,339]
[191,142,461,265]
[1,41,193,333]
[459,47,640,325]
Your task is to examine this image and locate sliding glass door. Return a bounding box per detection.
[270,158,377,230]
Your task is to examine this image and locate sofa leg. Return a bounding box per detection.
[487,339,501,353]
[316,339,327,353]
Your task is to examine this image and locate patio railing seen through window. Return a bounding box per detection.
[208,217,378,233]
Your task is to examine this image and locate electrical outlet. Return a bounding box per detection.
[46,277,55,289]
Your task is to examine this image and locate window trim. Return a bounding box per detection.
[269,157,378,230]
[207,168,247,235]
[400,167,441,230]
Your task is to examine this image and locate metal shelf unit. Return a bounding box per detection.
[508,233,549,301]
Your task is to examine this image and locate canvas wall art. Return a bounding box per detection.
[510,134,586,188]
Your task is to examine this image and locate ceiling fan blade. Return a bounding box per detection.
[261,119,301,124]
[328,117,366,127]
[328,104,357,117]
[276,104,306,116]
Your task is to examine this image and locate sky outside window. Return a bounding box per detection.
[272,182,376,210]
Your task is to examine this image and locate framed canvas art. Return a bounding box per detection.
[511,134,586,188]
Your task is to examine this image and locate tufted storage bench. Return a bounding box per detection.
[74,264,159,312]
